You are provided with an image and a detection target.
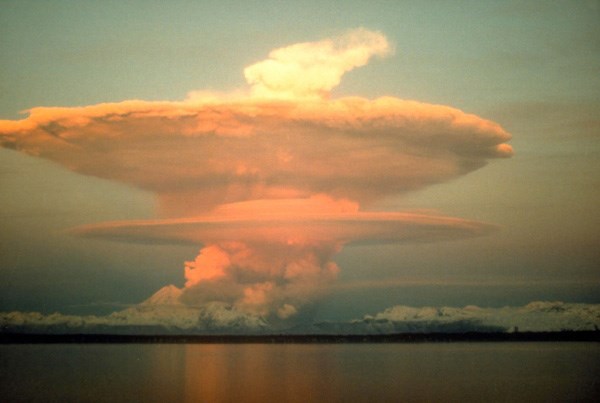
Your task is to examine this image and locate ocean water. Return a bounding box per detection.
[1,342,598,402]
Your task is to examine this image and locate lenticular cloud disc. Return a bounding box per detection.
[73,209,496,246]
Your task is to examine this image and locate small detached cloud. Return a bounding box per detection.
[244,27,391,99]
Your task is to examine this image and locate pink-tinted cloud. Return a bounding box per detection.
[0,96,511,216]
[72,197,495,246]
[0,28,512,323]
[72,197,495,320]
[0,28,511,219]
[179,239,341,319]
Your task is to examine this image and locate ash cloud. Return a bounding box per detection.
[0,28,513,326]
[0,29,511,217]
[182,241,340,320]
[0,96,511,216]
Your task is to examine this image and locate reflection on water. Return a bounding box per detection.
[183,344,344,402]
[1,343,599,402]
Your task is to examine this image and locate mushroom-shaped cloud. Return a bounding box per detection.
[0,28,512,324]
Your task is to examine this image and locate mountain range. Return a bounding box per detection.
[2,285,599,335]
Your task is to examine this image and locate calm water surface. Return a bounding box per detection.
[1,342,598,402]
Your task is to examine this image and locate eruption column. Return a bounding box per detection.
[0,28,512,326]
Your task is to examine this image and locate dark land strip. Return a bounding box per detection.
[1,331,599,344]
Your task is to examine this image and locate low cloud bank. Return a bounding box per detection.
[315,301,600,334]
[2,292,598,335]
[0,286,267,334]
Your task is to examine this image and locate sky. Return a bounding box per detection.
[0,1,599,327]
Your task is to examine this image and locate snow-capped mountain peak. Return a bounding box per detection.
[140,285,183,306]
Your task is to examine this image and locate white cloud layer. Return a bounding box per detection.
[2,297,598,334]
[352,301,600,333]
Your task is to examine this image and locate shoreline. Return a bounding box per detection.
[1,331,599,344]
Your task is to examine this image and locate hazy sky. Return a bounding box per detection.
[0,0,598,321]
